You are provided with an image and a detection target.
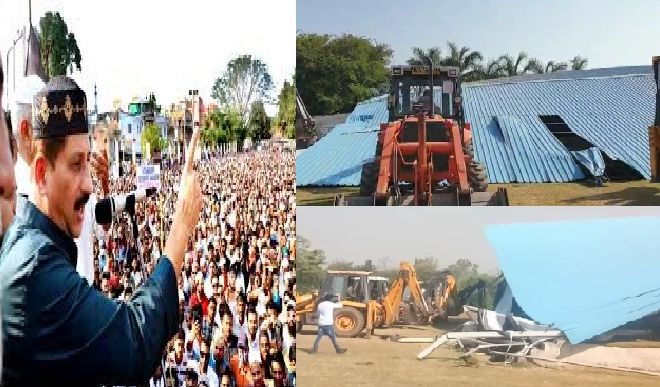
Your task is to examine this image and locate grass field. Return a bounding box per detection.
[297,324,660,387]
[297,180,660,206]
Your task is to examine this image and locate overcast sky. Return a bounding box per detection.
[1,0,295,115]
[297,207,660,274]
[297,0,660,68]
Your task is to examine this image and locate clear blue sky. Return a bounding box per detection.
[297,0,660,68]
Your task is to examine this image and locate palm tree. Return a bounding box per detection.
[570,55,588,70]
[496,52,543,76]
[544,61,569,73]
[442,42,484,76]
[466,59,504,81]
[407,47,443,66]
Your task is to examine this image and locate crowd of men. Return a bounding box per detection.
[90,144,297,387]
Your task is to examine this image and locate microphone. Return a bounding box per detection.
[95,188,157,225]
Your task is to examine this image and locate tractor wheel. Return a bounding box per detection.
[334,307,366,338]
[463,138,488,192]
[359,161,379,197]
[463,137,475,158]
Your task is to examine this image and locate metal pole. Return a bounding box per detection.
[13,43,16,93]
[5,49,10,110]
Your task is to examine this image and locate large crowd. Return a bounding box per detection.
[91,142,297,387]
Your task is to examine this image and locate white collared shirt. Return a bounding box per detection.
[15,156,33,201]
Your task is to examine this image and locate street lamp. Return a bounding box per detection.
[5,28,25,109]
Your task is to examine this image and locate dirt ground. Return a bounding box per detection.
[297,180,660,206]
[297,324,660,387]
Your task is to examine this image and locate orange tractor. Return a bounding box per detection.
[335,59,508,206]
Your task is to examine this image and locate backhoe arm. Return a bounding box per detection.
[380,262,429,325]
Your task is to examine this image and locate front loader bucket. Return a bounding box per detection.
[334,194,376,206]
[334,187,509,206]
[469,187,509,206]
[427,187,509,206]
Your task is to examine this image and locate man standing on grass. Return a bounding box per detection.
[310,294,347,354]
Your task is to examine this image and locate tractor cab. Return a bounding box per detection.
[388,65,464,124]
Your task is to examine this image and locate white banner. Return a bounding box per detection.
[137,164,161,191]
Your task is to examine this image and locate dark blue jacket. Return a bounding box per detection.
[0,197,180,386]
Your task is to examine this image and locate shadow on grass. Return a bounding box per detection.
[560,186,660,206]
[298,187,360,206]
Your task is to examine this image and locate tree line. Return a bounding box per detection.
[296,33,589,115]
[34,12,296,156]
[297,235,501,309]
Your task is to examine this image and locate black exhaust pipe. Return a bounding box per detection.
[654,56,660,126]
[427,56,434,118]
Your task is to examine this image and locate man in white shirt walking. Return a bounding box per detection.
[310,294,347,354]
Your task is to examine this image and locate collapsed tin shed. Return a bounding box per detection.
[296,66,655,186]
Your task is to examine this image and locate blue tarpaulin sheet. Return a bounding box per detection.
[484,217,660,343]
[571,147,606,178]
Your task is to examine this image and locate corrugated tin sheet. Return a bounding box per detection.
[471,65,652,85]
[465,73,654,182]
[296,122,378,186]
[485,217,660,343]
[345,95,389,126]
[473,115,584,183]
[296,67,654,186]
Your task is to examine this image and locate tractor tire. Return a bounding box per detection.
[359,133,384,197]
[359,161,379,197]
[463,138,489,192]
[469,161,489,192]
[334,307,366,338]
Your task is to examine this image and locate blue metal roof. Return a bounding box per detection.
[296,67,654,186]
[296,122,378,186]
[465,73,654,182]
[485,216,660,343]
[345,95,389,126]
[470,65,652,85]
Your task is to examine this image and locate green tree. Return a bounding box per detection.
[276,80,296,138]
[38,12,82,79]
[223,108,246,143]
[296,33,393,115]
[211,55,274,125]
[496,52,544,76]
[442,42,484,79]
[141,123,166,157]
[470,59,507,80]
[544,61,569,73]
[445,259,500,309]
[327,261,356,271]
[297,236,326,292]
[248,101,270,141]
[570,55,589,70]
[412,257,439,282]
[406,47,443,66]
